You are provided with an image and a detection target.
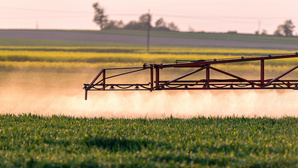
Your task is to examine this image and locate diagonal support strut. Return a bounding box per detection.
[210,66,258,87]
[266,65,298,86]
[160,66,207,88]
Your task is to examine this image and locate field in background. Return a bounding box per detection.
[0,46,297,73]
[100,29,298,45]
[0,30,297,75]
[2,29,298,46]
[1,29,298,50]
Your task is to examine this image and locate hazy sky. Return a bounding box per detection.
[1,0,298,34]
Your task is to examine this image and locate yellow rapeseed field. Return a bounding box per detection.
[0,47,297,75]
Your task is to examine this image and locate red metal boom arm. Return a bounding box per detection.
[84,53,298,100]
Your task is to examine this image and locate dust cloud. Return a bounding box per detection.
[1,89,297,118]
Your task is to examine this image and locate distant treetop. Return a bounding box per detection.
[92,2,179,31]
[274,20,295,37]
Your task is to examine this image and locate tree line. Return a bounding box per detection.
[93,2,295,37]
[93,2,179,31]
[255,19,295,37]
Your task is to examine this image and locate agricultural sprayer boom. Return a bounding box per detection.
[84,53,298,100]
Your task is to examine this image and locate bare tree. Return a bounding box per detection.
[92,2,108,30]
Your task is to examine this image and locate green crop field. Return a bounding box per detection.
[2,29,298,47]
[0,114,297,167]
[100,29,298,45]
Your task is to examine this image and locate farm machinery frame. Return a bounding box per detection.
[84,53,298,100]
